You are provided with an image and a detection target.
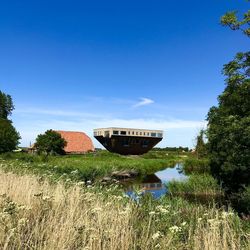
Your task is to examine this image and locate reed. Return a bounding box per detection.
[0,169,249,250]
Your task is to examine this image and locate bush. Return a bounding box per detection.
[231,186,250,215]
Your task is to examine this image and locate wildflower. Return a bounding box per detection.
[149,211,156,215]
[221,211,234,219]
[87,180,92,184]
[169,225,182,233]
[76,181,85,186]
[42,195,52,201]
[181,221,187,226]
[18,218,28,227]
[159,208,169,214]
[115,196,123,201]
[71,170,79,174]
[92,207,102,212]
[152,231,161,240]
[155,243,161,248]
[198,218,202,222]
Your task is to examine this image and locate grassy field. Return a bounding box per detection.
[0,151,182,181]
[1,151,249,249]
[0,170,249,250]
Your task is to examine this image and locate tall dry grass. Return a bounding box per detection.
[0,171,249,250]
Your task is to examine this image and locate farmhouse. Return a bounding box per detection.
[56,131,94,154]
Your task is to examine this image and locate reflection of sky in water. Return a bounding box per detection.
[126,187,167,200]
[155,163,187,183]
[125,163,187,200]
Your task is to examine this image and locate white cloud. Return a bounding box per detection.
[132,98,154,108]
[14,109,207,148]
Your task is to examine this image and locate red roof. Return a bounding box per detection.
[56,131,94,153]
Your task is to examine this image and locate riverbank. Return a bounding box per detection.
[0,170,249,250]
[0,151,183,182]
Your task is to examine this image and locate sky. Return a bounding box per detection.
[0,0,249,148]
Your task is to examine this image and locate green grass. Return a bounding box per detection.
[0,150,182,181]
[167,174,223,196]
[182,157,210,175]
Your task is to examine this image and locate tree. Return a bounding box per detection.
[0,119,20,153]
[206,7,250,193]
[35,130,67,156]
[194,129,207,159]
[221,9,250,37]
[0,91,14,119]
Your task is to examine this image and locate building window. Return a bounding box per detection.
[157,133,163,138]
[144,132,146,136]
[151,133,156,137]
[113,130,119,135]
[128,131,130,135]
[132,131,134,135]
[123,139,129,147]
[142,140,149,148]
[147,132,150,136]
[136,132,138,135]
[120,131,126,135]
[104,131,110,137]
[140,132,142,135]
[94,132,97,136]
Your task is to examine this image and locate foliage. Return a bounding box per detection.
[231,186,250,215]
[207,54,250,193]
[194,129,207,159]
[0,119,20,153]
[221,9,250,37]
[35,130,67,156]
[0,90,14,119]
[182,157,210,175]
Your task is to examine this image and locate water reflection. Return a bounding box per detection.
[125,174,167,199]
[123,163,186,199]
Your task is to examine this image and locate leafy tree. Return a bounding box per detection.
[0,119,20,153]
[195,129,207,159]
[35,130,67,156]
[221,9,250,37]
[0,91,14,119]
[207,6,250,193]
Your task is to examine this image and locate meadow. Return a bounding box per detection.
[0,170,249,250]
[0,151,181,182]
[0,151,249,250]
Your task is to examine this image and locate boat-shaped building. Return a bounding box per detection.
[93,127,163,155]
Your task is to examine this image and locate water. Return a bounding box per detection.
[123,163,187,199]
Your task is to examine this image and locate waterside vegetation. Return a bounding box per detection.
[0,170,249,250]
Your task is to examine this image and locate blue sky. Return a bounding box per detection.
[0,0,249,148]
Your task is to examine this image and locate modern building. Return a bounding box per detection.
[93,127,163,155]
[56,131,94,154]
